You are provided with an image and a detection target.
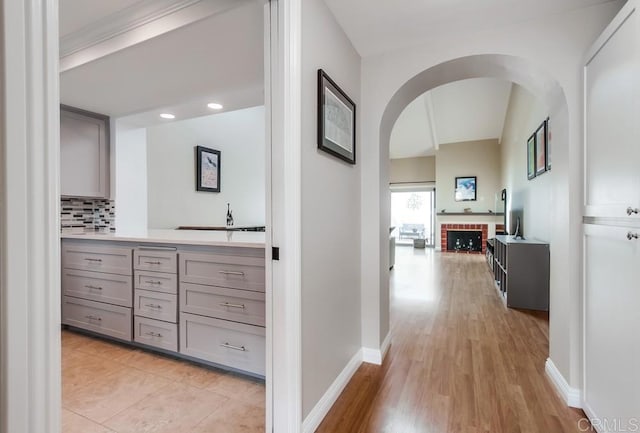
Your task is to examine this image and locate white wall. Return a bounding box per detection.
[389,156,435,183]
[114,122,147,233]
[359,1,623,392]
[500,84,551,241]
[146,106,265,229]
[301,0,362,420]
[435,139,501,213]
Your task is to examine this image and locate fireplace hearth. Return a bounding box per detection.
[440,224,488,254]
[446,230,482,252]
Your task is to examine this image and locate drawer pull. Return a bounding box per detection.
[84,258,102,263]
[219,302,246,310]
[626,207,639,216]
[627,232,639,240]
[85,315,102,321]
[219,270,245,276]
[144,331,163,338]
[144,261,162,265]
[145,280,162,285]
[220,342,246,352]
[84,285,103,291]
[144,303,163,309]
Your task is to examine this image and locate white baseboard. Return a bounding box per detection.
[302,349,363,433]
[545,358,582,408]
[362,332,392,365]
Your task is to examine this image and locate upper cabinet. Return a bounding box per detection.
[60,105,110,198]
[584,3,640,218]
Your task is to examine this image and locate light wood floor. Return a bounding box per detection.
[61,330,265,433]
[317,247,588,433]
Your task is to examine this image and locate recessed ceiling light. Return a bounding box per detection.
[207,103,223,110]
[160,113,175,119]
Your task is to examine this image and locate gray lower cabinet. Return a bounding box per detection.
[134,316,178,352]
[62,296,132,341]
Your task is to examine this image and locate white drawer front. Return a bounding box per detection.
[180,313,265,376]
[134,316,178,352]
[134,289,177,323]
[62,269,132,307]
[134,248,177,273]
[134,271,177,294]
[180,253,265,292]
[181,283,265,327]
[62,243,132,275]
[62,296,131,341]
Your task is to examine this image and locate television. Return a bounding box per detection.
[508,208,524,238]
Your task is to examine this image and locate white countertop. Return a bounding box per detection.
[60,229,265,248]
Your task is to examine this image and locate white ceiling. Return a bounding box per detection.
[59,0,264,127]
[390,78,513,159]
[323,0,616,57]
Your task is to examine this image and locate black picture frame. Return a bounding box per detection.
[535,120,547,176]
[195,145,221,192]
[317,69,356,164]
[455,176,477,202]
[527,133,536,180]
[545,117,551,171]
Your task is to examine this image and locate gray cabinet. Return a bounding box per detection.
[60,105,110,198]
[493,235,549,311]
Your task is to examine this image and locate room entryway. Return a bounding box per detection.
[317,247,586,432]
[390,189,435,248]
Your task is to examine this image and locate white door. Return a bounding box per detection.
[583,224,640,428]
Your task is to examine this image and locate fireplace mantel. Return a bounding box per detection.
[437,212,504,216]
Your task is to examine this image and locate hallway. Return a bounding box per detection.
[317,247,587,433]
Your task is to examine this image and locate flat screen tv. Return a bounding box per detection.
[508,208,524,238]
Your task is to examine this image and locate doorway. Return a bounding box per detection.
[390,187,435,247]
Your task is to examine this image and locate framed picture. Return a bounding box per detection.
[195,145,220,192]
[527,133,536,180]
[317,69,356,164]
[535,120,547,175]
[545,117,551,171]
[455,176,477,201]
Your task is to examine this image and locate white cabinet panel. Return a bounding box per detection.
[584,6,640,218]
[60,106,110,198]
[584,224,640,425]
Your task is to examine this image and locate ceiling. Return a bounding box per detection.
[389,78,513,159]
[59,0,264,127]
[323,0,616,57]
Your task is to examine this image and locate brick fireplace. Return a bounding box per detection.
[441,223,488,254]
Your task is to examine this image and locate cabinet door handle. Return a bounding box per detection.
[144,331,163,338]
[627,232,639,240]
[145,280,162,285]
[84,258,102,262]
[85,315,102,321]
[218,270,245,276]
[84,285,103,291]
[144,261,162,265]
[220,342,246,352]
[627,207,639,216]
[219,302,246,310]
[144,303,162,309]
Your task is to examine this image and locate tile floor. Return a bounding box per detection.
[62,329,265,433]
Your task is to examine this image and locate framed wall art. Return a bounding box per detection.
[527,134,536,180]
[195,145,220,192]
[455,176,477,201]
[535,120,547,176]
[317,69,356,164]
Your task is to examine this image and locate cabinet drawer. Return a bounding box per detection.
[180,253,265,292]
[62,243,132,275]
[62,296,131,341]
[181,283,265,327]
[134,316,178,352]
[134,289,177,323]
[134,248,177,273]
[62,269,132,307]
[180,313,265,376]
[134,271,177,294]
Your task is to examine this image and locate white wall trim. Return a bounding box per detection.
[545,358,582,408]
[0,0,61,432]
[302,350,363,433]
[362,331,392,365]
[60,0,241,71]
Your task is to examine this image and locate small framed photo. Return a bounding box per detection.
[317,69,356,164]
[527,133,536,180]
[545,117,551,171]
[455,176,477,202]
[535,120,547,175]
[195,145,220,192]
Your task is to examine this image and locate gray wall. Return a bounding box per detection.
[301,0,362,419]
[389,156,435,183]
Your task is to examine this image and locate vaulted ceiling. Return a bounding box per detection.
[323,0,616,57]
[389,78,513,159]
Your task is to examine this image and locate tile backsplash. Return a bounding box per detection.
[61,197,115,232]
